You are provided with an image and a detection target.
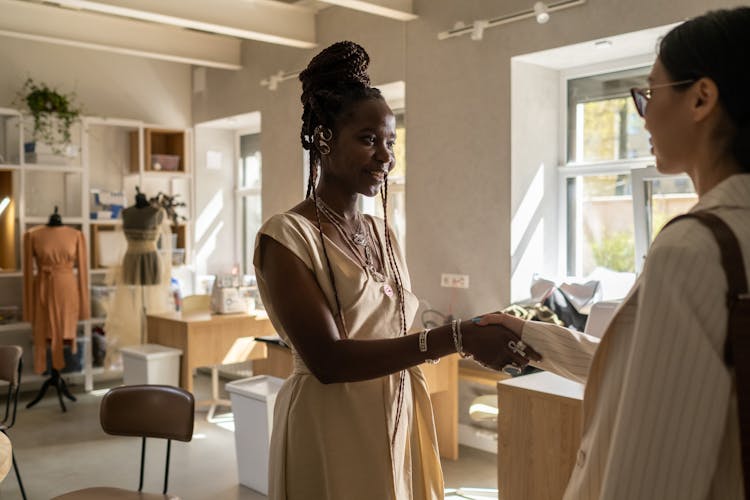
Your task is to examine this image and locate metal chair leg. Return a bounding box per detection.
[12,451,27,500]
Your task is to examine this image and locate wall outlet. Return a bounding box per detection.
[441,273,470,289]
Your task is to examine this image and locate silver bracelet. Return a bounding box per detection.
[456,319,473,359]
[419,328,440,365]
[451,319,473,359]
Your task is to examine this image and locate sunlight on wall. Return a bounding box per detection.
[195,221,224,276]
[196,189,223,243]
[511,164,544,256]
[511,164,545,302]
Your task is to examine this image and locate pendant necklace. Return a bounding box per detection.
[316,198,392,295]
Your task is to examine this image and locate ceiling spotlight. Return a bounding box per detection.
[471,20,489,41]
[534,1,550,24]
[594,39,613,49]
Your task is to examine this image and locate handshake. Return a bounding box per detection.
[459,312,543,373]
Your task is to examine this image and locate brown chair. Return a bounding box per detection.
[52,385,194,499]
[0,345,27,500]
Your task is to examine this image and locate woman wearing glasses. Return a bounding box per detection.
[479,7,750,499]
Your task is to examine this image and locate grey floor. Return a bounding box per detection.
[0,373,498,499]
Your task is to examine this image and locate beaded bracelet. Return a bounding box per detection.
[418,328,440,365]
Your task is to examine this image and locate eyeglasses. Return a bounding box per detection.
[629,79,696,118]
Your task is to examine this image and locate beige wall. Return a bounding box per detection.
[195,0,738,319]
[0,37,191,126]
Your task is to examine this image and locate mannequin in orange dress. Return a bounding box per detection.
[22,207,90,411]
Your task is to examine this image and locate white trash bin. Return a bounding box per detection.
[120,344,182,386]
[225,375,284,495]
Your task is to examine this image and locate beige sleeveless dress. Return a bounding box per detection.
[254,212,444,500]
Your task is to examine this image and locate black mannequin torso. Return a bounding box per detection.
[47,206,63,226]
[122,205,163,231]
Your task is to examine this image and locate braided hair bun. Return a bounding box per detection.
[300,41,371,97]
[299,41,382,160]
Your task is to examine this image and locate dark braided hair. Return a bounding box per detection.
[299,41,407,346]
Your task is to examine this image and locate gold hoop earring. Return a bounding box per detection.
[319,140,331,155]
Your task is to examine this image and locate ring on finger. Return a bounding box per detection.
[508,340,528,357]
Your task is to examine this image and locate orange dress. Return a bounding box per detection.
[23,226,90,374]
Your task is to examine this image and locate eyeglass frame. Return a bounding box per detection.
[630,79,696,118]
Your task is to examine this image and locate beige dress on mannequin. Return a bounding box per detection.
[23,225,90,373]
[254,212,444,500]
[104,206,172,361]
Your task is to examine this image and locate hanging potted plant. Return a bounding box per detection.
[16,78,81,156]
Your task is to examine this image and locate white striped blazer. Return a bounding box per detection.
[522,173,750,500]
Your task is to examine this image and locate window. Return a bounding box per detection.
[561,65,696,281]
[567,67,651,163]
[361,112,406,249]
[237,133,261,274]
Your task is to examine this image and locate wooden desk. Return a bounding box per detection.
[497,372,583,500]
[146,312,275,394]
[253,342,460,460]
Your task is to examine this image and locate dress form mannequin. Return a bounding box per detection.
[23,206,90,412]
[121,188,164,286]
[105,188,172,353]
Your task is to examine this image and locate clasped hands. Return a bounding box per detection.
[462,312,542,374]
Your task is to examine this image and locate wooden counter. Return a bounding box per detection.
[497,371,584,500]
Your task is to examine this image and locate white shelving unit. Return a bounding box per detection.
[0,108,192,393]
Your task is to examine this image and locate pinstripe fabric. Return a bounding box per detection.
[521,173,750,500]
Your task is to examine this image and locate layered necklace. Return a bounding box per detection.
[316,197,394,297]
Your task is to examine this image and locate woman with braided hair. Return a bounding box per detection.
[254,41,539,499]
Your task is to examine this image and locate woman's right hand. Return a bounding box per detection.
[459,319,542,372]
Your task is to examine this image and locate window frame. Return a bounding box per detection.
[557,55,676,279]
[234,128,262,275]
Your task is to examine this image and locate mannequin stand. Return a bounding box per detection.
[26,369,76,413]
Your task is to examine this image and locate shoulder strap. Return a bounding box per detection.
[663,211,750,498]
[664,212,748,308]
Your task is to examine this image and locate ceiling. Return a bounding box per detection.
[0,0,417,70]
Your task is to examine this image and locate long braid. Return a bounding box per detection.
[310,178,349,338]
[381,177,408,446]
[381,178,406,337]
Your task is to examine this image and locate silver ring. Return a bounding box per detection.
[508,340,527,357]
[503,364,523,376]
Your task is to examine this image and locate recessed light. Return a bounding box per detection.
[594,40,613,49]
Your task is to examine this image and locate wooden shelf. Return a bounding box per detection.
[89,218,122,225]
[25,216,84,225]
[171,224,187,250]
[21,164,84,172]
[0,170,16,270]
[130,128,186,174]
[0,322,30,332]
